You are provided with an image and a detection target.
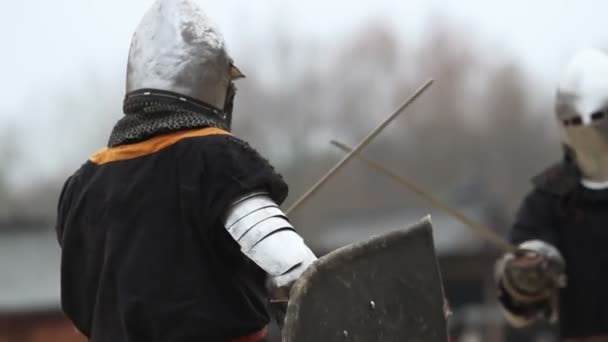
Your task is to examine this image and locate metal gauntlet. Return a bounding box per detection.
[495,240,566,326]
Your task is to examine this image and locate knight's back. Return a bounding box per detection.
[54,1,319,340]
[57,130,287,341]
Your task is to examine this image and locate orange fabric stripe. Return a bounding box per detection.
[231,326,268,342]
[89,127,230,165]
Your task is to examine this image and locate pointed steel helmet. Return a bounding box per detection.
[126,0,244,115]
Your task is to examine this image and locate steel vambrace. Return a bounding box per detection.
[223,192,317,288]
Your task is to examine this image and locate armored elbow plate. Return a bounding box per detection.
[224,192,317,287]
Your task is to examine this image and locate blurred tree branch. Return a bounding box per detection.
[4,19,560,238]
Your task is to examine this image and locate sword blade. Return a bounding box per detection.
[330,140,517,253]
[285,79,434,215]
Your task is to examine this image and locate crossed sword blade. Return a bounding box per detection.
[271,79,434,306]
[285,78,435,215]
[330,140,517,254]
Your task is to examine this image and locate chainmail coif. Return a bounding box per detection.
[108,89,230,147]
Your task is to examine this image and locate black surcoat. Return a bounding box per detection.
[55,128,287,341]
[505,161,608,338]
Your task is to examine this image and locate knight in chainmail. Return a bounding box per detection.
[54,1,316,341]
[495,49,608,341]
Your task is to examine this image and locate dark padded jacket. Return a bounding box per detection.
[504,160,608,339]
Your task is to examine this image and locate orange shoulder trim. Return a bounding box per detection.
[89,127,230,165]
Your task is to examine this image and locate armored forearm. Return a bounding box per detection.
[223,192,317,289]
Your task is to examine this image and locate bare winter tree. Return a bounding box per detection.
[3,19,559,240]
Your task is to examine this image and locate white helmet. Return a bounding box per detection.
[555,48,608,186]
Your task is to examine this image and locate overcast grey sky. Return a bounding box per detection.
[1,0,608,186]
[2,0,608,120]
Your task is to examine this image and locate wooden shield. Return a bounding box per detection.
[282,216,448,342]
